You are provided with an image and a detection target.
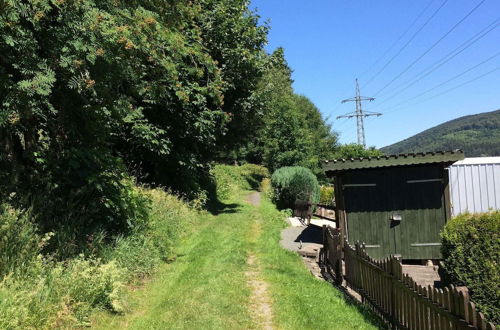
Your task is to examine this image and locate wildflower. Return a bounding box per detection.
[85,79,96,89]
[125,41,135,49]
[144,17,156,25]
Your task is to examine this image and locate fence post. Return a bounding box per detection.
[321,225,327,266]
[390,255,402,329]
[334,229,342,285]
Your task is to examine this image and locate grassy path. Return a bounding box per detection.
[92,190,381,329]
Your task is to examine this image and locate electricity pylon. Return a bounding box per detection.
[337,79,382,147]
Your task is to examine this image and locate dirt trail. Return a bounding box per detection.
[245,254,274,330]
[245,191,274,329]
[246,191,261,206]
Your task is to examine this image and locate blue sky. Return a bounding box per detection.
[249,0,500,148]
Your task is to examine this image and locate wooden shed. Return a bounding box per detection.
[323,151,464,260]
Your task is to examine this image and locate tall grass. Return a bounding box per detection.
[210,164,269,200]
[0,187,196,328]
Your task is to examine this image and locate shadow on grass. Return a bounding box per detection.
[244,174,263,191]
[206,200,242,215]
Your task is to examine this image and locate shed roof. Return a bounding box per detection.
[323,150,464,173]
[451,156,500,166]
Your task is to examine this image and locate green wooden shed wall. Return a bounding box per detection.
[323,151,464,260]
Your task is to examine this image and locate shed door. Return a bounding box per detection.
[343,166,446,260]
[343,169,394,259]
[396,166,446,260]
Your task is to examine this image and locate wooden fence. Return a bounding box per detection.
[293,200,336,226]
[321,226,342,284]
[321,226,496,330]
[313,203,336,220]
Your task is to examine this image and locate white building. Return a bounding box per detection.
[448,157,500,216]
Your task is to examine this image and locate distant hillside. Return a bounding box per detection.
[381,110,500,157]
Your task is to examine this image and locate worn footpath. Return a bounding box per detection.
[92,190,380,329]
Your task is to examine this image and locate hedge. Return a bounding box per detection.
[271,166,320,209]
[440,211,500,324]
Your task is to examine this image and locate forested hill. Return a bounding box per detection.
[381,110,500,157]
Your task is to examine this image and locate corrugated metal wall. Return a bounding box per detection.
[449,157,500,216]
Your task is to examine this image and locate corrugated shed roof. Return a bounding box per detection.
[323,150,464,172]
[451,156,500,166]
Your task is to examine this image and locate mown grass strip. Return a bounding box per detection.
[257,196,382,330]
[93,189,382,329]
[92,200,256,329]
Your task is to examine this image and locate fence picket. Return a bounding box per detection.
[320,232,496,330]
[468,302,477,327]
[477,311,486,330]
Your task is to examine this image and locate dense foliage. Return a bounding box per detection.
[238,49,339,176]
[0,0,383,325]
[381,109,500,156]
[319,186,335,206]
[440,211,500,324]
[333,143,383,159]
[271,166,320,209]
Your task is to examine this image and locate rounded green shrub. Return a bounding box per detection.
[440,211,499,324]
[271,166,320,209]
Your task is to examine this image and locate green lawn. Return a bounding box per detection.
[92,190,381,329]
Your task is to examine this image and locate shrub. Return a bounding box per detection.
[319,186,335,206]
[440,211,500,324]
[271,166,320,209]
[34,176,151,259]
[210,165,245,201]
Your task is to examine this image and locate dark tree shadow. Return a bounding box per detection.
[206,199,241,215]
[245,174,263,190]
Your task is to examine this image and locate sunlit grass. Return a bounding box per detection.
[255,197,382,329]
[92,188,382,329]
[92,199,256,329]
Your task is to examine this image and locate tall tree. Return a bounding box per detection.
[195,0,269,157]
[245,49,338,175]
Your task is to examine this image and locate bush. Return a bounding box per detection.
[271,166,320,209]
[319,186,334,206]
[440,211,500,324]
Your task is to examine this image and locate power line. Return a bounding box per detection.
[336,79,381,146]
[415,66,500,104]
[372,17,500,108]
[383,65,500,115]
[372,0,487,97]
[362,0,449,88]
[385,51,500,111]
[357,0,436,81]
